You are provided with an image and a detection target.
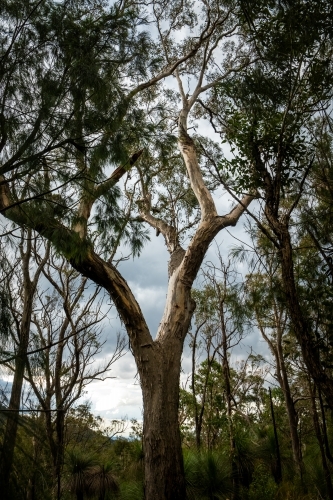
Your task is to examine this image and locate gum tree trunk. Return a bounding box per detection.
[71,251,196,500]
[140,339,186,499]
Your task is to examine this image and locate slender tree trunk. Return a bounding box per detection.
[0,236,49,495]
[318,387,333,465]
[26,432,40,500]
[191,326,202,450]
[309,381,333,500]
[0,352,26,495]
[276,338,302,475]
[256,302,303,476]
[265,211,333,404]
[269,387,282,484]
[220,307,238,499]
[55,409,65,500]
[0,269,33,496]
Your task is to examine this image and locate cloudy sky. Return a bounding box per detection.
[0,76,267,435]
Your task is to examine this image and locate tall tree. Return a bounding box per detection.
[203,0,333,403]
[245,263,303,477]
[0,1,256,497]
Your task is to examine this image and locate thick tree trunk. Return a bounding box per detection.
[0,353,26,496]
[71,251,196,500]
[140,340,186,500]
[0,118,253,500]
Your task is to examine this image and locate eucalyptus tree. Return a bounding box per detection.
[200,0,333,403]
[0,0,256,498]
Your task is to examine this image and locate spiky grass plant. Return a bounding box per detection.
[184,449,232,500]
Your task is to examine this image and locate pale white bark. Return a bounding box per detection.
[72,199,93,239]
[140,209,178,254]
[156,267,193,341]
[178,111,217,221]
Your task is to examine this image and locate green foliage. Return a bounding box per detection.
[214,0,333,194]
[0,0,162,261]
[118,481,144,500]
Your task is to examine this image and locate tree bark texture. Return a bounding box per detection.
[71,251,195,500]
[141,340,187,499]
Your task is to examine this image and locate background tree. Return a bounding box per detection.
[0,237,125,497]
[243,237,303,477]
[201,0,333,404]
[0,230,50,493]
[25,251,125,498]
